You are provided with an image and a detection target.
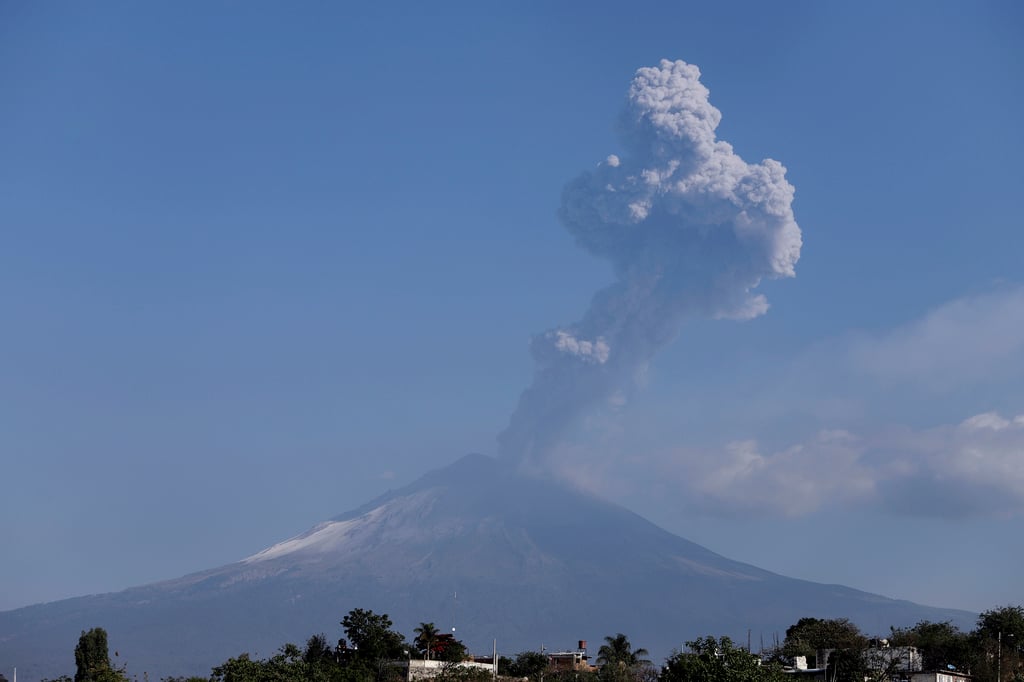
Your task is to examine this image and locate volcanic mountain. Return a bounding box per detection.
[0,454,973,681]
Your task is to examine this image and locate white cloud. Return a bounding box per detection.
[738,286,1024,429]
[550,330,611,364]
[539,284,1024,521]
[656,410,1024,519]
[712,293,769,320]
[879,411,1024,518]
[847,286,1024,390]
[960,412,1011,431]
[670,430,874,517]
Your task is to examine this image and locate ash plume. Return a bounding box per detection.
[498,59,802,466]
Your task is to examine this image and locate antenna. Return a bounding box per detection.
[452,590,457,634]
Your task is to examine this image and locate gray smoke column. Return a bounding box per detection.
[498,59,802,466]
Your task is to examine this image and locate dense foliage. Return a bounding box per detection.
[663,636,786,682]
[597,633,653,682]
[40,604,1024,682]
[74,628,129,682]
[502,651,550,680]
[889,620,972,671]
[781,618,867,661]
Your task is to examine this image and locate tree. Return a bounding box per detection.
[889,621,972,672]
[210,644,334,682]
[341,608,408,663]
[662,636,787,682]
[977,606,1024,642]
[434,635,468,663]
[506,651,551,680]
[826,648,868,682]
[210,652,270,682]
[75,628,110,682]
[781,618,866,663]
[414,622,441,660]
[547,671,600,682]
[74,628,128,682]
[598,633,650,668]
[597,633,651,682]
[304,633,337,666]
[972,606,1024,682]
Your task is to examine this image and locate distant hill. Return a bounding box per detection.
[0,454,975,681]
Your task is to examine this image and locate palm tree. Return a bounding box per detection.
[598,633,651,682]
[414,622,440,660]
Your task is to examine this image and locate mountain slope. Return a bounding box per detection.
[0,454,974,681]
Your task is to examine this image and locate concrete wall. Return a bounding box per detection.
[405,659,496,680]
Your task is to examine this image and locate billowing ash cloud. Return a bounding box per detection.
[498,59,802,465]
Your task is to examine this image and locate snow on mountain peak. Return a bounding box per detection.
[242,489,446,563]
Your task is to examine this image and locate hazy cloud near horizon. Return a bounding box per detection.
[846,286,1024,390]
[667,410,1024,519]
[545,286,1024,521]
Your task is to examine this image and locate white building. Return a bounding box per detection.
[403,659,496,681]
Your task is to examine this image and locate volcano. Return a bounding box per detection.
[0,454,973,681]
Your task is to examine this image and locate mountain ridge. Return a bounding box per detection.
[0,453,975,681]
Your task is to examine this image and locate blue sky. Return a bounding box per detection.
[2,2,1022,618]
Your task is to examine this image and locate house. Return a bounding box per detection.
[865,644,924,681]
[783,654,828,681]
[909,671,972,682]
[404,659,496,681]
[544,641,595,672]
